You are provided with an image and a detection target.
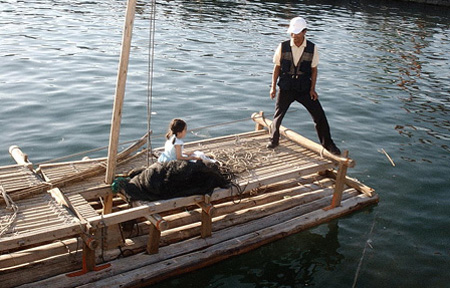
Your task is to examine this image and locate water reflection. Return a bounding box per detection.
[257,221,343,286]
[393,19,449,161]
[308,0,450,163]
[152,221,343,287]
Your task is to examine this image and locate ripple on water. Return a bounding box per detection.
[0,0,449,286]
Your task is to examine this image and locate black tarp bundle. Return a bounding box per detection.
[114,160,232,202]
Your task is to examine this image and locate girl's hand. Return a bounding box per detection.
[191,155,201,161]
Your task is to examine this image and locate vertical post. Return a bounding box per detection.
[82,241,96,272]
[199,195,213,238]
[104,0,137,214]
[145,214,167,254]
[329,150,349,208]
[147,224,161,254]
[201,210,212,238]
[255,111,265,131]
[66,234,111,277]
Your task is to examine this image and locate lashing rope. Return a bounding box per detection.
[0,187,19,237]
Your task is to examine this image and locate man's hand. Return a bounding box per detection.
[310,89,318,101]
[270,86,277,99]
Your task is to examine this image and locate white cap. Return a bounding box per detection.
[287,17,307,34]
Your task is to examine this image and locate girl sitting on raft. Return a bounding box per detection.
[158,118,200,163]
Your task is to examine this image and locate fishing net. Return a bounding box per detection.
[114,160,232,202]
[113,137,275,202]
[205,138,276,176]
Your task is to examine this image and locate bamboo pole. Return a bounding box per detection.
[0,223,83,252]
[254,111,265,131]
[251,112,355,167]
[104,0,137,215]
[8,145,33,169]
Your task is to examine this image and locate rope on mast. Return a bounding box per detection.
[146,0,157,166]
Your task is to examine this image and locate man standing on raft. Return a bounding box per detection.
[267,16,341,156]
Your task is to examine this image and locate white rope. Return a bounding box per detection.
[146,0,157,167]
[352,214,377,288]
[35,109,304,166]
[0,187,19,236]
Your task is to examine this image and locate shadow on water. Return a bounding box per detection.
[151,220,343,288]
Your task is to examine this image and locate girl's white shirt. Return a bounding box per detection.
[158,135,184,162]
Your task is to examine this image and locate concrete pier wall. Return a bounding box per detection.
[400,0,450,6]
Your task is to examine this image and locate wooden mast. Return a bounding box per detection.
[104,0,137,214]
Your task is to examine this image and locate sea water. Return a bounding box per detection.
[0,0,449,287]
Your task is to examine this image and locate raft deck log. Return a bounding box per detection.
[1,115,378,288]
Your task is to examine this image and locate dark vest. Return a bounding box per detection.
[277,39,315,92]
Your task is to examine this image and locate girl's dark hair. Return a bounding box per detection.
[166,118,187,144]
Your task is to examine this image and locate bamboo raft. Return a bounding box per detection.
[0,113,378,288]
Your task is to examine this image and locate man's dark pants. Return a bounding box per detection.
[269,89,333,148]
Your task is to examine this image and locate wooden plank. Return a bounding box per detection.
[66,193,99,220]
[159,187,344,246]
[0,180,51,203]
[0,163,33,171]
[0,222,83,251]
[87,195,204,228]
[0,250,83,288]
[213,162,335,201]
[0,237,79,270]
[86,161,333,229]
[13,219,70,231]
[48,187,81,219]
[119,177,330,237]
[84,241,96,272]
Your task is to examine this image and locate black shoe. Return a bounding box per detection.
[266,142,279,149]
[326,143,341,156]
